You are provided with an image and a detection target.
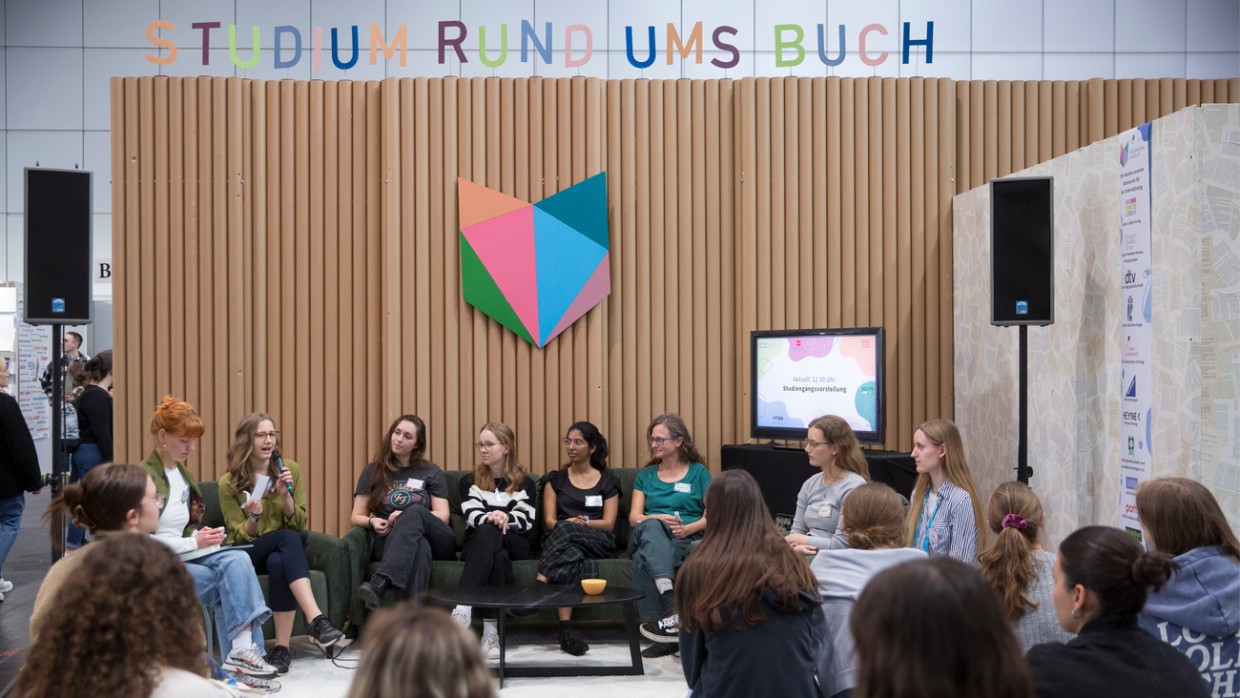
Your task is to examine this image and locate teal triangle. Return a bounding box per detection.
[532,172,609,250]
[460,233,536,346]
[534,209,608,345]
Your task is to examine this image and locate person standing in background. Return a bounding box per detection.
[65,350,113,549]
[0,360,45,600]
[39,331,88,404]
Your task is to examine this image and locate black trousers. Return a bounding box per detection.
[372,507,457,599]
[459,523,530,618]
[241,528,310,612]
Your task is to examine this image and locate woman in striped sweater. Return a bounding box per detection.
[450,422,538,659]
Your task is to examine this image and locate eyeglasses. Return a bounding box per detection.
[805,439,829,449]
[476,441,501,451]
[649,436,678,446]
[152,493,166,508]
[255,431,280,441]
[562,438,586,447]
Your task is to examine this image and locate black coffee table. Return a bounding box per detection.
[428,584,646,686]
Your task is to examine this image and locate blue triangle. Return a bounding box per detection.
[533,173,609,250]
[534,209,607,345]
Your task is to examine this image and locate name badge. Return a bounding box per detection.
[818,503,833,518]
[673,482,692,494]
[407,478,425,491]
[494,492,512,505]
[584,495,603,508]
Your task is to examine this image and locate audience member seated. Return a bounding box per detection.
[353,414,456,608]
[1136,478,1239,695]
[852,557,1033,698]
[536,421,621,656]
[978,482,1071,651]
[19,535,244,698]
[786,415,869,555]
[1025,525,1209,698]
[631,413,712,657]
[811,482,926,698]
[905,419,986,563]
[347,604,496,698]
[218,412,344,673]
[676,469,824,698]
[140,396,279,680]
[449,421,538,660]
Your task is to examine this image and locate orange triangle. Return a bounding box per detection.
[458,178,531,230]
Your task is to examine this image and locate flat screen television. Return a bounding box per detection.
[751,327,886,444]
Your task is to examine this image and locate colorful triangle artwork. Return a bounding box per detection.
[458,174,611,348]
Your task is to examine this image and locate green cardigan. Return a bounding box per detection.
[138,450,206,538]
[217,459,309,545]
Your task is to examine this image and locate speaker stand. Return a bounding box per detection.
[49,324,68,563]
[1016,325,1033,484]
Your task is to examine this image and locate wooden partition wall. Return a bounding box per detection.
[111,75,1238,534]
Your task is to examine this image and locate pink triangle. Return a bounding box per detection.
[546,253,611,343]
[462,207,539,339]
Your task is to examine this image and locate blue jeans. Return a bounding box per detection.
[0,495,24,577]
[187,548,272,657]
[628,519,700,620]
[66,443,103,548]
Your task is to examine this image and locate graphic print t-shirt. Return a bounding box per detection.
[354,462,448,518]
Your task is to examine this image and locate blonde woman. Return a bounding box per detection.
[904,419,986,563]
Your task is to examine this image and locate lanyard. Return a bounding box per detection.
[915,488,943,552]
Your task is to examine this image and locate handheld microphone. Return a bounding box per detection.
[272,449,295,496]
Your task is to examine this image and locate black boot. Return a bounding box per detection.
[357,573,391,610]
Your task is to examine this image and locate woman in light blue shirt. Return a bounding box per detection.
[904,419,985,563]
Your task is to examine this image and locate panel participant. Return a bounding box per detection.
[904,419,986,563]
[786,414,869,554]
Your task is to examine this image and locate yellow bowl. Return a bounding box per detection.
[581,578,607,595]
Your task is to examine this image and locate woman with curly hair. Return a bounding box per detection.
[352,414,456,608]
[347,604,495,698]
[977,482,1070,651]
[18,534,240,697]
[905,419,986,562]
[675,469,824,698]
[218,412,344,672]
[140,396,278,679]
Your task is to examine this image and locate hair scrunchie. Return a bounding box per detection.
[1001,513,1027,531]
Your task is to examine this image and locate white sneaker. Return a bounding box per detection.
[0,578,13,594]
[481,630,501,660]
[223,646,280,678]
[451,605,472,627]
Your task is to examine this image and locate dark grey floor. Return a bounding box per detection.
[0,490,54,696]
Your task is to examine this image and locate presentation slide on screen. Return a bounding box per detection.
[755,335,878,433]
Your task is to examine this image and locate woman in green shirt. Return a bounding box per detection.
[219,412,343,673]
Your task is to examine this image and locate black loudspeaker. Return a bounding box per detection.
[991,176,1054,326]
[24,168,93,325]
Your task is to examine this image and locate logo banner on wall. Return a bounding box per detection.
[1117,123,1152,538]
[14,283,51,440]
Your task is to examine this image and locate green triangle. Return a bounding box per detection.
[533,172,608,250]
[460,233,536,346]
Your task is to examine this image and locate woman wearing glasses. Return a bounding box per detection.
[218,413,344,673]
[449,422,537,659]
[535,421,621,656]
[353,415,456,610]
[630,413,712,657]
[786,415,870,555]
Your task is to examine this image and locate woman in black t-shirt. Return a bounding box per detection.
[67,350,113,549]
[351,415,456,609]
[535,421,621,656]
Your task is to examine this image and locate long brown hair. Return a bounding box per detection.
[45,463,148,543]
[67,348,113,385]
[1136,478,1240,560]
[645,413,705,466]
[224,412,279,497]
[366,415,428,514]
[472,422,526,494]
[676,470,818,633]
[347,604,496,698]
[841,483,906,550]
[851,558,1033,698]
[808,414,871,480]
[904,419,987,550]
[16,535,209,698]
[977,482,1044,620]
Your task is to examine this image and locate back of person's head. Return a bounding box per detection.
[841,482,906,550]
[977,482,1045,619]
[850,557,1033,698]
[1136,478,1240,560]
[46,463,147,539]
[67,348,112,386]
[808,414,871,479]
[149,395,204,439]
[347,604,496,698]
[676,470,818,632]
[16,535,207,698]
[565,421,609,472]
[1059,525,1178,619]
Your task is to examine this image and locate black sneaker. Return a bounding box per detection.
[558,627,589,656]
[265,645,291,674]
[357,574,391,610]
[639,613,679,643]
[309,614,344,650]
[640,641,679,658]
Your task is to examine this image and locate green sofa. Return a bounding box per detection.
[199,481,353,637]
[344,468,644,628]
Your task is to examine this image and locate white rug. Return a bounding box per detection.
[276,631,688,697]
